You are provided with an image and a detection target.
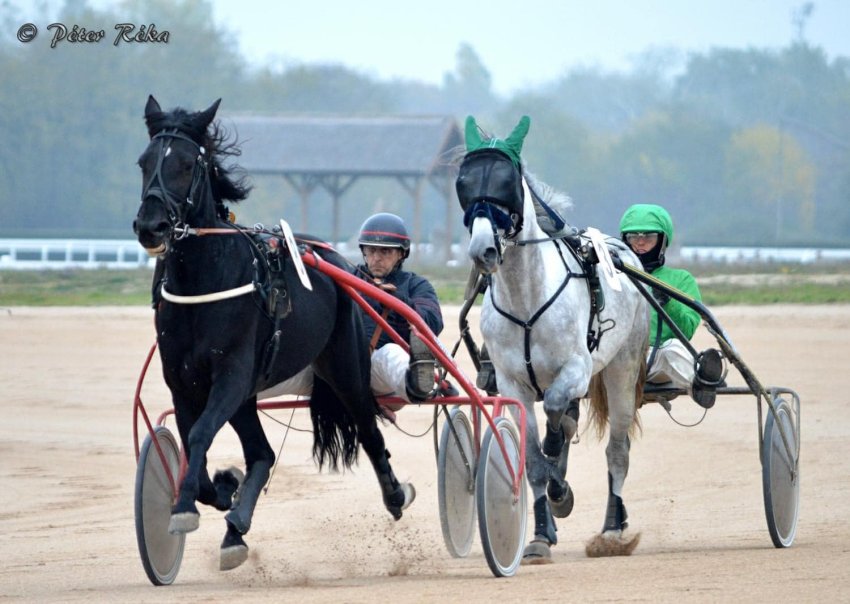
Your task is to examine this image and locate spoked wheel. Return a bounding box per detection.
[135,426,185,585]
[762,396,800,548]
[476,416,526,577]
[438,407,477,558]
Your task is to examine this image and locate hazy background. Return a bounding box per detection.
[1,0,849,250]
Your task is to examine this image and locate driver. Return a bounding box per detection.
[619,203,722,408]
[259,212,446,413]
[355,212,445,409]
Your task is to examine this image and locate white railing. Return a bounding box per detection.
[677,246,850,264]
[1,239,849,270]
[0,239,155,270]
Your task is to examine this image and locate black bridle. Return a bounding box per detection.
[139,129,211,239]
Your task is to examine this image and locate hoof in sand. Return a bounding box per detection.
[168,512,199,534]
[220,544,249,571]
[585,530,641,557]
[521,540,553,565]
[548,483,574,519]
[401,482,416,511]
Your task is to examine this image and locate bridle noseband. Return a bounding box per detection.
[139,129,211,240]
[464,200,521,266]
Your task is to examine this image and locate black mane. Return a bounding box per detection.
[145,106,252,205]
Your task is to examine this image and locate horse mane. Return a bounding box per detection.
[145,106,252,205]
[522,168,573,216]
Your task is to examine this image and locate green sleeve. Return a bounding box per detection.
[656,268,702,341]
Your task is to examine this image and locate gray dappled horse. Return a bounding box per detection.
[458,116,649,561]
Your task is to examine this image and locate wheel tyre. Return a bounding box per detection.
[762,397,800,548]
[477,416,527,577]
[135,426,185,585]
[437,407,477,558]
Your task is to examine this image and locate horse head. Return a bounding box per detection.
[457,116,531,274]
[133,95,247,257]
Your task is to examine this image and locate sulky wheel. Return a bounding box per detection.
[135,426,185,585]
[437,407,477,558]
[476,416,527,577]
[762,396,800,548]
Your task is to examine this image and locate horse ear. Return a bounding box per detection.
[464,115,484,151]
[197,98,222,129]
[504,115,530,158]
[144,95,161,119]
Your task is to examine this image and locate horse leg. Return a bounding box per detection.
[544,398,579,518]
[220,399,275,571]
[352,401,414,519]
[168,402,203,533]
[542,355,590,520]
[585,364,642,557]
[505,397,558,565]
[168,388,247,534]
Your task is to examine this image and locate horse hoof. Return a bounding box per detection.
[521,540,553,565]
[387,482,416,520]
[548,483,574,519]
[220,544,249,571]
[213,466,245,510]
[168,512,199,534]
[401,482,416,510]
[585,530,641,558]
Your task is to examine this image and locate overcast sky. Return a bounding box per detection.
[210,0,850,93]
[12,0,850,94]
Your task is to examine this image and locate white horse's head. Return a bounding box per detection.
[466,202,517,274]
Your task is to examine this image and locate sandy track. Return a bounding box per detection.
[1,305,848,602]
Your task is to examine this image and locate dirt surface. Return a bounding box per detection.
[2,304,848,602]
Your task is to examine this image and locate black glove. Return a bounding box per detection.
[651,286,670,307]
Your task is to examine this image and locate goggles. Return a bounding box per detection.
[624,232,660,245]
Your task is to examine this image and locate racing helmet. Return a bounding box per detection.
[619,203,673,271]
[358,213,411,259]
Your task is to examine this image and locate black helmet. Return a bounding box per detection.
[358,213,411,258]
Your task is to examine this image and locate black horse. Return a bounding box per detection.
[133,96,414,571]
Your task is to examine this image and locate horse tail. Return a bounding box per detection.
[586,374,608,440]
[309,375,359,471]
[586,365,644,441]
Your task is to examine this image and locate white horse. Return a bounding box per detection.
[458,116,649,562]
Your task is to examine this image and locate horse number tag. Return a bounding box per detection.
[586,227,621,291]
[279,219,312,291]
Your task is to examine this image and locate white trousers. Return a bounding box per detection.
[646,339,695,391]
[257,343,413,407]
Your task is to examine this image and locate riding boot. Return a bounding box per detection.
[406,332,435,401]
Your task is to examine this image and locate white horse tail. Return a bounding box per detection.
[586,357,647,440]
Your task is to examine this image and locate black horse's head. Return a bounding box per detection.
[133,95,250,256]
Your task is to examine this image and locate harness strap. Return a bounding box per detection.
[490,240,576,400]
[370,308,391,354]
[161,282,255,304]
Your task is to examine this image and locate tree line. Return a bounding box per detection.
[1,0,848,249]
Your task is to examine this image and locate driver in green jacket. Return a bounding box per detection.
[620,203,721,408]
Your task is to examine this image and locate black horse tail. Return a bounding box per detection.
[309,375,359,471]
